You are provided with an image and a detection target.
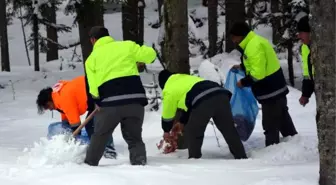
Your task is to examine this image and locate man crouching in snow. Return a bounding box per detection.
[36,76,117,159]
[158,70,248,159]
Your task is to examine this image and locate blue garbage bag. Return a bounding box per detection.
[47,121,90,145]
[224,69,259,141]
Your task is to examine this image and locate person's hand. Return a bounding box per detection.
[231,64,241,70]
[163,132,170,141]
[299,96,309,106]
[137,62,146,72]
[95,104,101,112]
[172,122,183,135]
[237,80,243,88]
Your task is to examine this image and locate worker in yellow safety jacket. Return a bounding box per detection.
[297,16,314,106]
[158,70,247,159]
[229,22,298,147]
[83,26,157,166]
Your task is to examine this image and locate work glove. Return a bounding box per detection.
[157,122,183,154]
[299,96,309,106]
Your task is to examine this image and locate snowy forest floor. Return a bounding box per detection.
[0,1,318,185]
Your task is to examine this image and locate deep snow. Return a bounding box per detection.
[0,1,319,185]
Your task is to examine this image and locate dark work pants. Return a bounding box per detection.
[261,96,298,147]
[185,93,247,159]
[84,104,146,166]
[85,74,95,138]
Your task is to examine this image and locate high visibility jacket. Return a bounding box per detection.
[301,44,315,98]
[51,76,88,127]
[161,74,229,132]
[238,31,288,103]
[85,36,156,107]
[301,44,315,79]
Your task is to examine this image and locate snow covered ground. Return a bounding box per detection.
[0,1,319,185]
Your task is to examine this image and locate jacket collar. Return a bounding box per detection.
[238,31,256,50]
[93,36,115,50]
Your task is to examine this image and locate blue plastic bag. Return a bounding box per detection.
[224,69,259,141]
[47,121,90,144]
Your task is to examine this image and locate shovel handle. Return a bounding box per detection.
[72,108,98,137]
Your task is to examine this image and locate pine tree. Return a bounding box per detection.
[65,0,104,61]
[310,0,336,184]
[0,0,11,71]
[12,0,73,61]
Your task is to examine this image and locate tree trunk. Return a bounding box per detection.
[33,13,39,71]
[158,0,164,24]
[225,0,245,52]
[287,40,294,86]
[0,0,10,71]
[122,0,138,42]
[19,6,31,66]
[203,0,208,6]
[138,0,145,45]
[45,0,59,62]
[163,0,190,74]
[310,1,336,184]
[282,0,294,86]
[76,0,104,62]
[208,0,218,57]
[271,0,281,45]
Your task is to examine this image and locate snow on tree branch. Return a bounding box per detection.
[41,37,80,50]
[253,0,309,51]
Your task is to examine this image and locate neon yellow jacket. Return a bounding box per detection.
[238,31,288,102]
[239,31,280,81]
[301,44,315,79]
[85,36,156,99]
[161,74,203,122]
[301,44,315,98]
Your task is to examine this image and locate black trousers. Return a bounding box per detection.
[185,93,247,159]
[261,96,298,146]
[84,104,146,166]
[84,75,95,138]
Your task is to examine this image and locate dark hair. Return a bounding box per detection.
[89,26,110,40]
[297,16,310,32]
[229,21,251,37]
[36,87,53,114]
[158,69,174,89]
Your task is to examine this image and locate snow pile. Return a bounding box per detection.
[249,135,319,164]
[250,177,316,185]
[198,59,225,85]
[17,135,87,168]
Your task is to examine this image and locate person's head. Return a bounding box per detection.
[229,21,251,45]
[88,26,110,45]
[36,87,54,114]
[297,16,310,45]
[158,69,174,89]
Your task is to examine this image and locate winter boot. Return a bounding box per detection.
[103,139,117,159]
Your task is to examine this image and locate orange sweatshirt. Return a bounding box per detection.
[51,76,88,127]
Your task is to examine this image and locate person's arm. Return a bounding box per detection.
[240,45,266,87]
[179,110,190,125]
[161,92,178,133]
[85,55,99,99]
[130,41,157,64]
[301,78,314,98]
[62,97,81,132]
[61,113,67,122]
